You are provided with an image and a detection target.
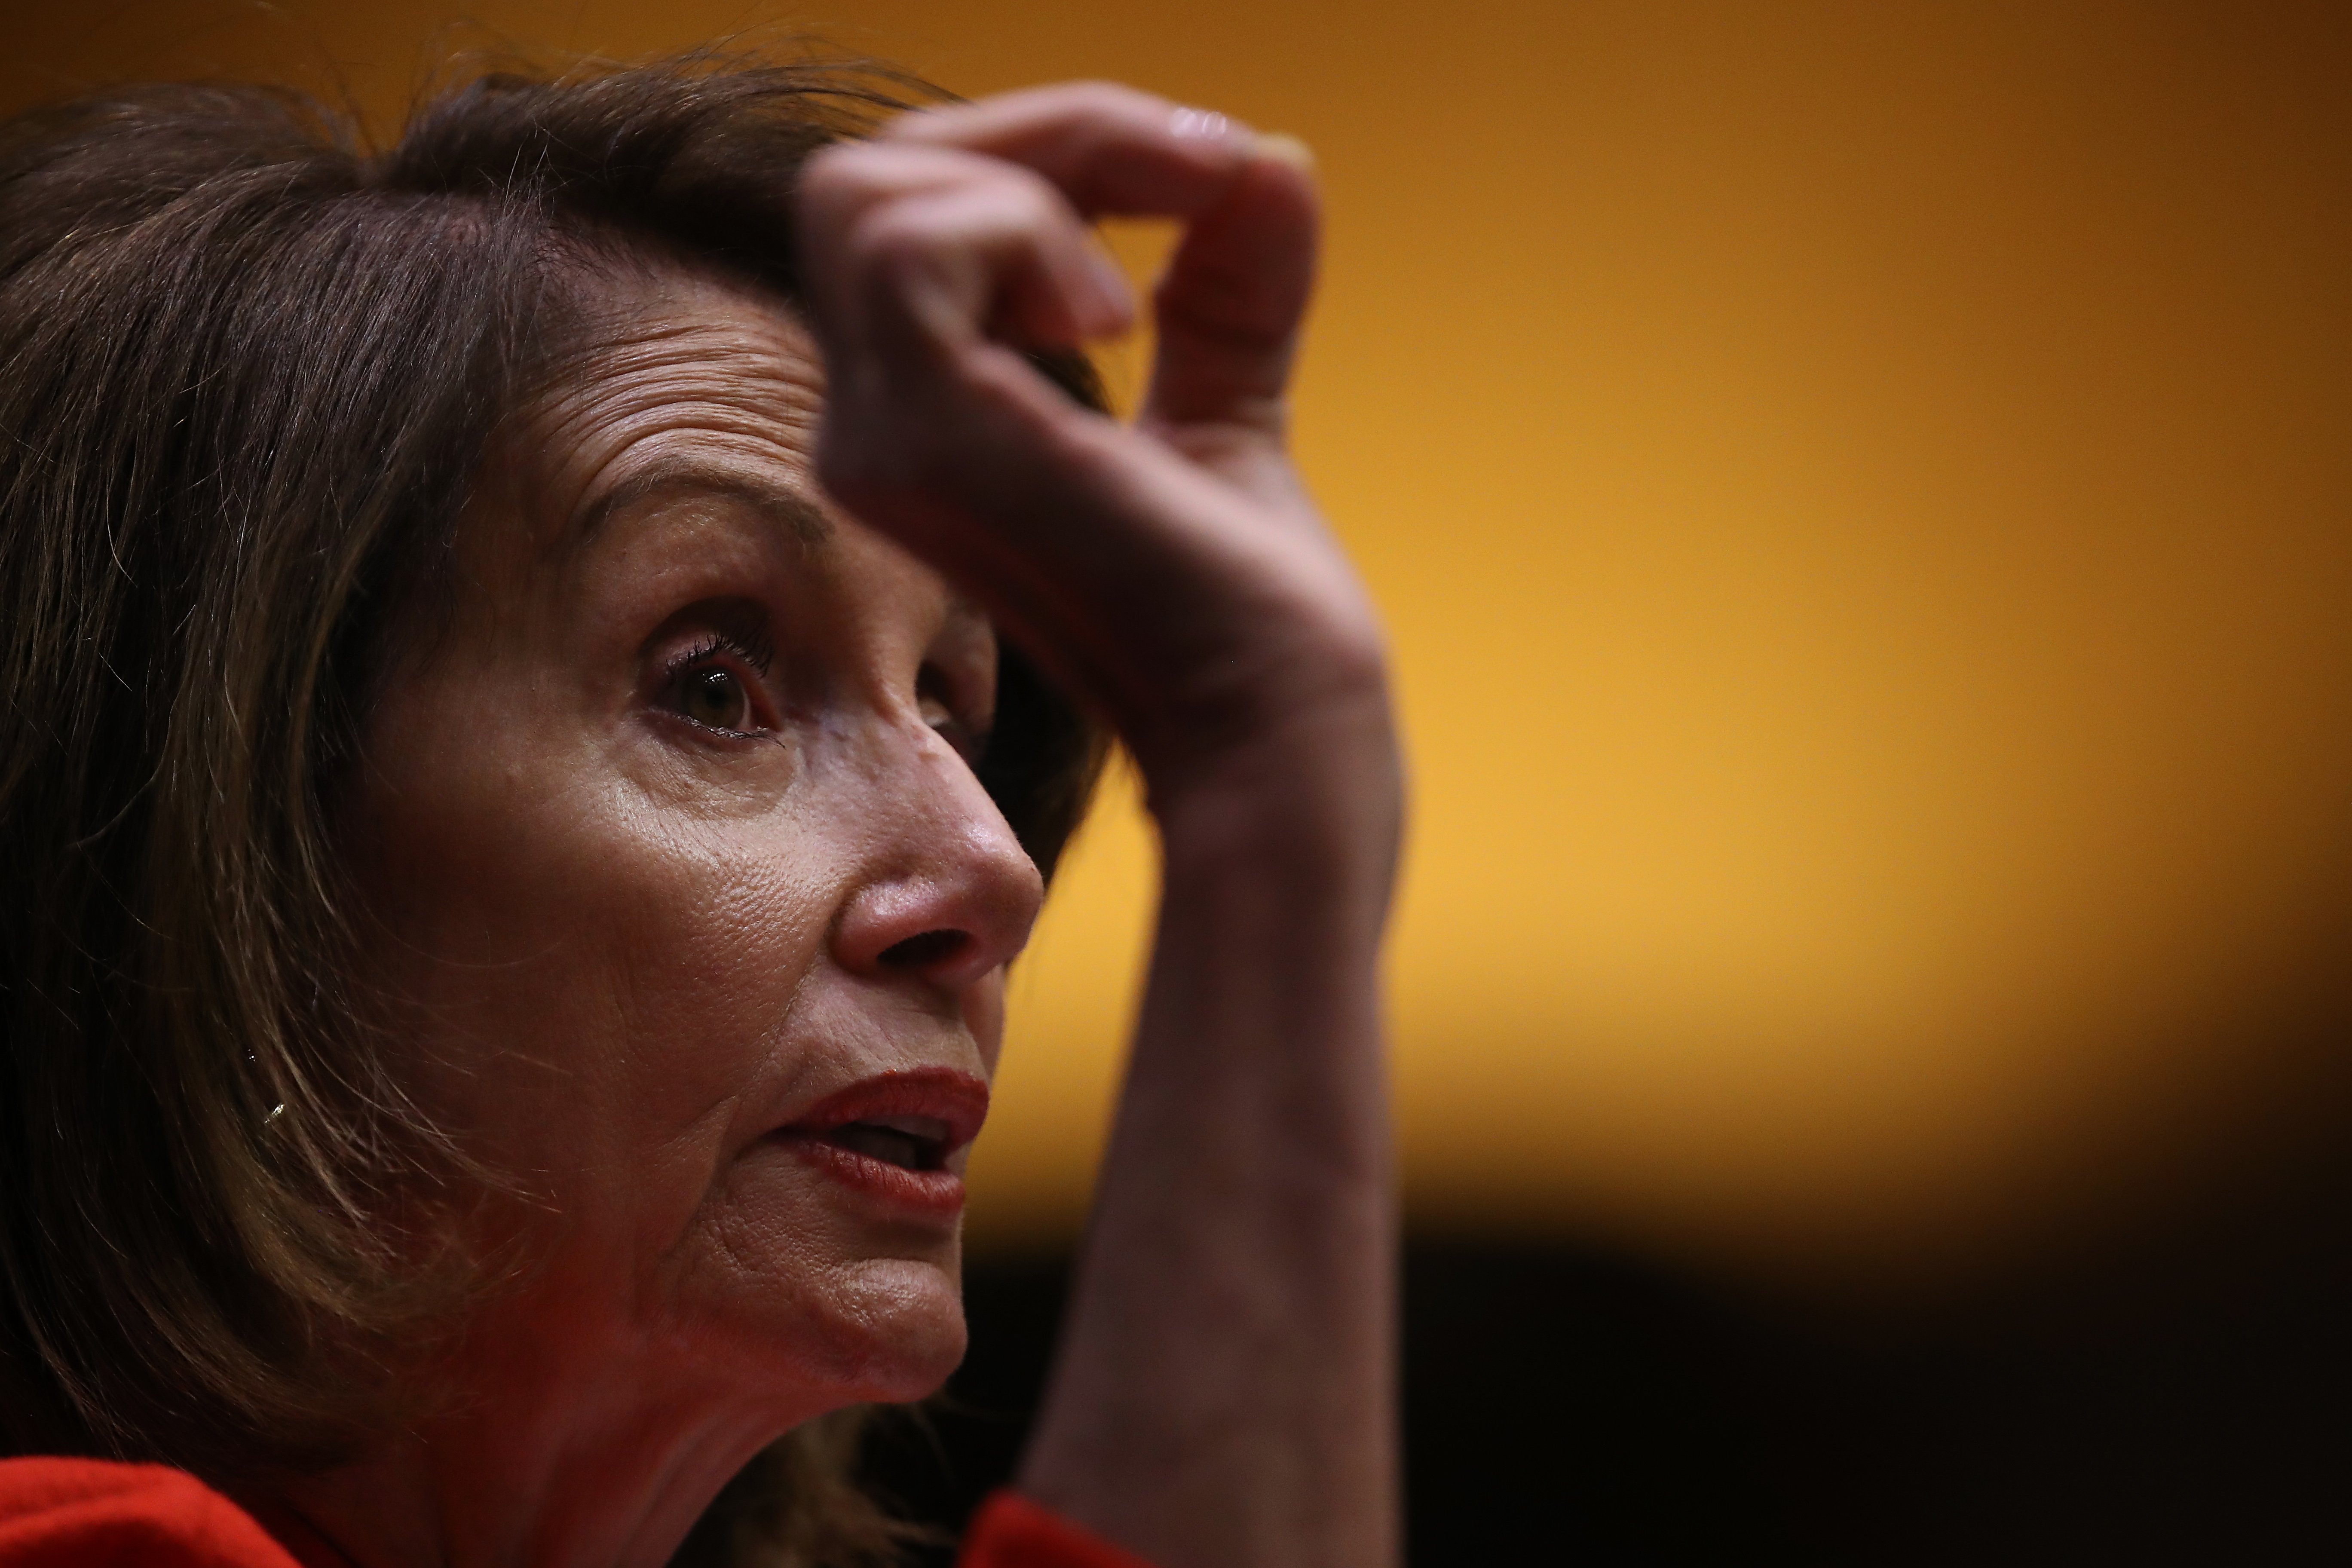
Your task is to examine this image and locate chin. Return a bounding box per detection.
[707,1246,972,1410]
[668,1147,978,1408]
[825,1253,972,1400]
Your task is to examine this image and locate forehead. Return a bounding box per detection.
[448,259,981,654]
[511,262,831,548]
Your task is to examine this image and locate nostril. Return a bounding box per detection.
[877,929,971,970]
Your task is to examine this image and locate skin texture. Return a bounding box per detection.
[307,276,1035,1568]
[280,82,1400,1568]
[799,88,1401,1568]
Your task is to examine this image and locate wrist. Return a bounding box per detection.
[1144,695,1404,907]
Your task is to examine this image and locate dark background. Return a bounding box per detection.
[872,1144,2352,1567]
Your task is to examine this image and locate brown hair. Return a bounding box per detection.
[0,52,1102,1564]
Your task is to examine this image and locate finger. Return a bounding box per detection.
[799,141,1133,366]
[859,185,1125,356]
[882,81,1261,221]
[883,86,1320,438]
[1144,138,1319,436]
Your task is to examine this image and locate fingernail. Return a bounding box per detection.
[1169,105,1236,142]
[1250,132,1317,173]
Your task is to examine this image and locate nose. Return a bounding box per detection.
[830,734,1047,994]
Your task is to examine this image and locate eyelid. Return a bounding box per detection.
[919,694,973,759]
[668,626,776,679]
[915,663,992,765]
[659,630,779,736]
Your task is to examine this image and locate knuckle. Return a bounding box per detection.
[1058,80,1170,123]
[798,141,867,197]
[796,146,887,231]
[845,202,958,284]
[1058,80,1141,115]
[848,179,1063,270]
[999,173,1065,230]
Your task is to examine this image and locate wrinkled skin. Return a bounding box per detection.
[321,276,1033,1566]
[279,83,1401,1568]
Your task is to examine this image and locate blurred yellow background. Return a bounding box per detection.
[18,2,2352,1285]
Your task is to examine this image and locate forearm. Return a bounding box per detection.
[1016,723,1403,1568]
[795,83,1399,1565]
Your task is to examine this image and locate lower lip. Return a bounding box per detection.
[778,1133,967,1216]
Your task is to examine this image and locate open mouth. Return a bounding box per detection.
[812,1116,953,1173]
[775,1069,988,1213]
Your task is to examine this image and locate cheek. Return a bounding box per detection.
[345,710,837,1232]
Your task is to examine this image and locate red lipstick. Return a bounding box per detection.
[773,1068,989,1216]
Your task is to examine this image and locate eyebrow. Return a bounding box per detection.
[570,458,834,551]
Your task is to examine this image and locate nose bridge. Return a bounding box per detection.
[830,714,1044,988]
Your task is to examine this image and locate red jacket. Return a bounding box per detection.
[0,1459,1147,1568]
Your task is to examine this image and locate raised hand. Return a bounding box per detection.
[798,83,1402,1568]
[797,83,1391,814]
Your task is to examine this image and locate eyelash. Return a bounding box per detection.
[671,628,776,679]
[662,629,777,733]
[655,628,987,757]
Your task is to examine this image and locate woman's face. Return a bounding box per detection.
[339,262,1043,1430]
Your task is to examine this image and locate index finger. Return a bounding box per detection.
[882,81,1264,220]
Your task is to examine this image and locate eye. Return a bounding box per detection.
[658,626,775,736]
[916,662,980,759]
[677,664,753,731]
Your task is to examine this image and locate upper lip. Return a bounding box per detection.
[776,1066,990,1158]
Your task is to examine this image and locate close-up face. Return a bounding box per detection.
[335,259,1045,1426]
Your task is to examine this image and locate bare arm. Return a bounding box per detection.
[1016,723,1401,1568]
[798,85,1402,1568]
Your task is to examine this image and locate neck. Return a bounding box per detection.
[256,1299,820,1568]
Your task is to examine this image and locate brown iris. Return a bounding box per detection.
[678,666,750,730]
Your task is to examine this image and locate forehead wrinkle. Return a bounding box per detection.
[573,458,834,557]
[521,282,829,554]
